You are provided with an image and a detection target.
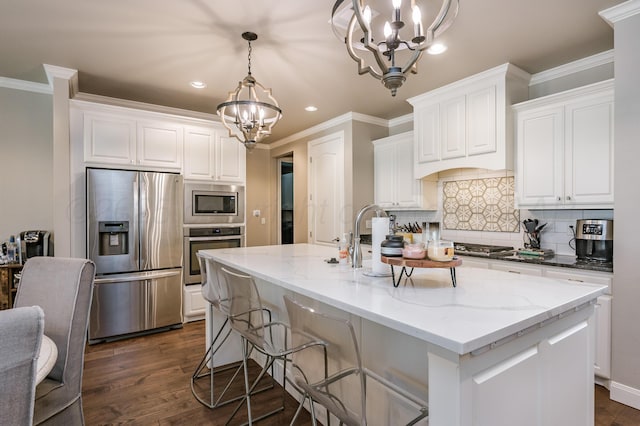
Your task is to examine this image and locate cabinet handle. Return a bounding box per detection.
[557,196,561,201]
[507,270,521,274]
[567,278,584,283]
[566,196,572,201]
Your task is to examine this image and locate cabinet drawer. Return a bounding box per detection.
[490,262,543,276]
[544,268,612,294]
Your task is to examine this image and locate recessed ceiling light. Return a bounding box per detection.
[427,43,447,55]
[190,81,207,89]
[305,106,318,112]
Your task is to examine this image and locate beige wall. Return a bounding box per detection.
[0,87,53,244]
[246,118,389,247]
[245,147,272,247]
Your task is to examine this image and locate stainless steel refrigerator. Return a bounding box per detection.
[86,168,183,343]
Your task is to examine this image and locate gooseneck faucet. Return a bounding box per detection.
[351,204,387,268]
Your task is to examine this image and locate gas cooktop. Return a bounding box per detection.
[453,242,515,257]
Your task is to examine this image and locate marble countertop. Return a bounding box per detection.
[200,244,606,355]
[459,252,613,273]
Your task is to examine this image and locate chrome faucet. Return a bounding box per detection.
[351,204,387,268]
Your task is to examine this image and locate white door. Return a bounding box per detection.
[308,132,344,246]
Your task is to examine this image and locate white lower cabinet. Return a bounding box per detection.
[183,285,206,322]
[460,256,612,380]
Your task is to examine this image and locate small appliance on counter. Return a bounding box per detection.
[19,230,51,262]
[575,219,613,262]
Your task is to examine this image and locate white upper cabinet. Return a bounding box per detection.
[514,80,614,209]
[183,126,245,183]
[408,63,530,178]
[136,120,183,169]
[75,100,246,182]
[82,106,183,171]
[373,131,436,210]
[83,111,137,166]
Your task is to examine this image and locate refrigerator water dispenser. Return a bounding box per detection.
[98,221,129,256]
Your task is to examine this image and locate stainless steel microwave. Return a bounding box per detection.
[184,183,245,224]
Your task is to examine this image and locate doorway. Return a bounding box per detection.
[278,157,294,244]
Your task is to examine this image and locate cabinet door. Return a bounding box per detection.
[137,121,183,170]
[440,96,466,159]
[593,295,611,379]
[414,103,440,163]
[565,96,614,206]
[395,136,422,208]
[184,126,217,180]
[216,135,246,183]
[374,142,397,208]
[515,106,564,207]
[84,112,136,165]
[467,85,497,156]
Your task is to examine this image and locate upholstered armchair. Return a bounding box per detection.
[14,257,96,426]
[0,305,45,426]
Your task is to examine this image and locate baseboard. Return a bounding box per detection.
[595,376,611,390]
[610,381,640,410]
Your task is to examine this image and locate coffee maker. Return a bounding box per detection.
[19,230,51,262]
[575,219,613,262]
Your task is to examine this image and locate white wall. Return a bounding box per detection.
[610,5,640,408]
[0,87,53,245]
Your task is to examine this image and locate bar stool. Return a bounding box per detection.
[220,267,317,425]
[283,295,429,426]
[190,254,247,408]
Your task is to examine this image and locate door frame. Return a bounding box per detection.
[276,156,294,245]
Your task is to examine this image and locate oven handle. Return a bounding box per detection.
[186,235,243,242]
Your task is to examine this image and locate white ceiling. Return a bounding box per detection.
[0,0,623,142]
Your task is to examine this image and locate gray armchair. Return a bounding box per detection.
[0,305,45,426]
[14,257,96,426]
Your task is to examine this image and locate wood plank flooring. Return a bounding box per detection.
[83,320,640,425]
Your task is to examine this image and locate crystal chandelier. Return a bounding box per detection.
[217,32,282,150]
[331,0,459,96]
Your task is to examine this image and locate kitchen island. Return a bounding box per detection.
[200,244,606,426]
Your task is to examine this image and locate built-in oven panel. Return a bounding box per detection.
[183,226,245,285]
[184,183,245,224]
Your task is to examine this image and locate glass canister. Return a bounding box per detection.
[427,239,455,261]
[402,242,426,259]
[381,235,404,257]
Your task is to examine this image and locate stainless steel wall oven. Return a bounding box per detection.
[183,226,245,285]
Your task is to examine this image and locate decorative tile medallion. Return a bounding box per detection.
[443,177,519,232]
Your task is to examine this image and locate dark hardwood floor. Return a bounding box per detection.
[83,320,640,425]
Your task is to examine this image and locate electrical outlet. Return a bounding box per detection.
[567,225,574,236]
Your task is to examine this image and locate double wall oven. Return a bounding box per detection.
[183,182,246,286]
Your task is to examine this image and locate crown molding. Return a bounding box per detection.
[599,0,640,26]
[529,50,615,86]
[268,111,389,150]
[0,76,52,94]
[43,64,79,96]
[388,113,413,128]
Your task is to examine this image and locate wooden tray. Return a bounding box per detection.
[380,256,462,268]
[380,256,462,287]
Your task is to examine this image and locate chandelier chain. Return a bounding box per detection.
[247,41,252,76]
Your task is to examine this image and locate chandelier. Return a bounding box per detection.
[331,0,459,96]
[217,32,282,150]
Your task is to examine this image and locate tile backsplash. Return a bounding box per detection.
[442,177,519,232]
[386,168,614,256]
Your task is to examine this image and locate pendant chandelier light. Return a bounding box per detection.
[331,0,459,96]
[217,32,282,150]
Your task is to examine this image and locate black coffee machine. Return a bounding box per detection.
[19,230,51,262]
[575,219,613,262]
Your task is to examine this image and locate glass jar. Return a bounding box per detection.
[427,239,455,261]
[381,235,404,257]
[402,242,426,259]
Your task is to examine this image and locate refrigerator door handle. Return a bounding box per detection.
[94,269,182,284]
[133,174,140,270]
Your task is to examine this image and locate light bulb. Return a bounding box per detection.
[384,21,392,38]
[412,6,421,23]
[392,0,402,9]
